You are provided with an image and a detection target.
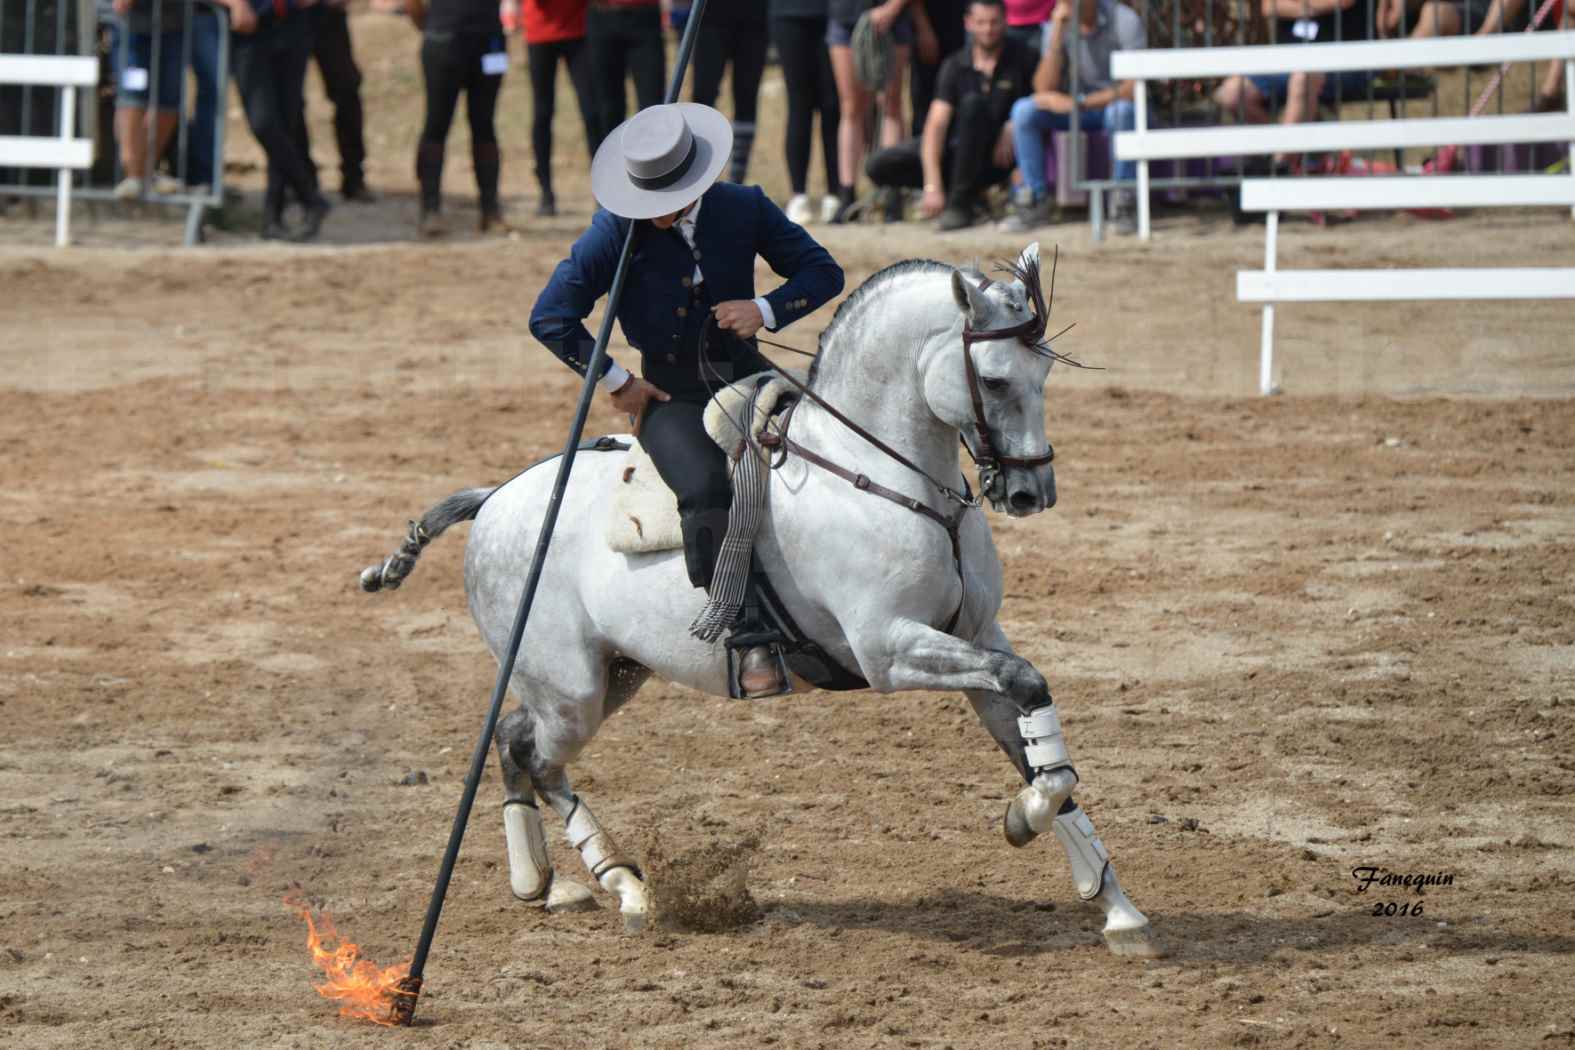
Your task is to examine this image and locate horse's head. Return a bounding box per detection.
[924,242,1060,517]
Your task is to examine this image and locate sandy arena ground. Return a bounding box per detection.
[4,10,1575,1049]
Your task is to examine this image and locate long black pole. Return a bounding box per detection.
[389,1,711,1025]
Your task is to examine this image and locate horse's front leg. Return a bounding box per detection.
[862,619,1162,958]
[971,624,1162,958]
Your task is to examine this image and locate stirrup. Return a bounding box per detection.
[724,629,793,700]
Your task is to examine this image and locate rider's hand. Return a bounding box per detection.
[713,300,765,339]
[609,376,671,436]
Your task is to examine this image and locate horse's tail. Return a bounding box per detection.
[358,486,493,593]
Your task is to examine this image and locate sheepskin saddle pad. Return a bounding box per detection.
[604,371,801,554]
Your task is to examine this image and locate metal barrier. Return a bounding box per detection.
[1,0,229,245]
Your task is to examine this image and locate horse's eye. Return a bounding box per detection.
[981,377,1009,393]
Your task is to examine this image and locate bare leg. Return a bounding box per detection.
[1409,1,1463,36]
[830,44,868,193]
[1213,76,1271,125]
[878,46,911,149]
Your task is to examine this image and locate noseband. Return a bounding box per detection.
[960,273,1055,492]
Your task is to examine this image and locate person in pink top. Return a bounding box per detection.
[1005,0,1055,50]
[514,0,597,215]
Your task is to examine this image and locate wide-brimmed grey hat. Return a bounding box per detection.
[590,103,734,220]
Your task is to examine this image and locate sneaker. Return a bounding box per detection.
[936,204,974,232]
[152,173,183,196]
[342,182,378,203]
[113,176,144,200]
[293,196,332,242]
[1109,190,1138,236]
[784,193,813,223]
[819,194,840,224]
[999,193,1058,233]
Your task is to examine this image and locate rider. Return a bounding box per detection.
[529,102,845,697]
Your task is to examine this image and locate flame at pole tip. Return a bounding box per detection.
[285,896,412,1026]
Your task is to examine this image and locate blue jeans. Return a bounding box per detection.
[185,9,222,187]
[1010,95,1137,199]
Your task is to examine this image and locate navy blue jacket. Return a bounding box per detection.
[529,182,844,389]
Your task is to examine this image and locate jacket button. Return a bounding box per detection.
[676,307,688,318]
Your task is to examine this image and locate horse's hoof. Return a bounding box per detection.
[1103,922,1167,959]
[544,879,599,914]
[621,908,648,934]
[1003,796,1038,848]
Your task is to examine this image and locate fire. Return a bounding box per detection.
[286,897,410,1026]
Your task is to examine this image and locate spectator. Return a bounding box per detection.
[108,0,186,199]
[407,0,509,235]
[1378,0,1526,37]
[519,0,597,216]
[866,0,1036,230]
[180,0,222,191]
[1532,0,1569,111]
[771,0,843,223]
[827,0,914,222]
[586,0,664,155]
[1004,0,1144,234]
[693,0,769,183]
[910,0,966,138]
[1213,0,1375,133]
[225,0,334,239]
[1004,0,1053,50]
[299,0,376,202]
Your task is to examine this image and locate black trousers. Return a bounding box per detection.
[586,4,664,154]
[910,0,968,138]
[526,37,596,191]
[865,96,1011,208]
[301,7,368,191]
[770,15,839,196]
[419,32,504,148]
[232,15,321,221]
[692,17,767,181]
[638,331,773,590]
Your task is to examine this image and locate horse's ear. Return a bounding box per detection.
[951,269,987,323]
[1017,241,1041,278]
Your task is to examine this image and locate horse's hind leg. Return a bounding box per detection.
[964,631,1163,959]
[495,656,653,931]
[495,707,597,913]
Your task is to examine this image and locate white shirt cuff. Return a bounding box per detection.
[753,296,777,331]
[599,362,632,393]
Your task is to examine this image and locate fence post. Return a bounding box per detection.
[1259,209,1278,395]
[1136,76,1150,240]
[56,80,74,246]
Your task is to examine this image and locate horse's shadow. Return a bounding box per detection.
[761,890,1575,964]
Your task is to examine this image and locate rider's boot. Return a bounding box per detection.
[682,508,785,697]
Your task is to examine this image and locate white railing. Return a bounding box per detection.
[1237,174,1575,394]
[1111,31,1575,240]
[0,54,98,247]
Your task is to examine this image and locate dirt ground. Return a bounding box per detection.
[4,10,1575,1050]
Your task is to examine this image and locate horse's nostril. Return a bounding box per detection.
[1009,490,1038,511]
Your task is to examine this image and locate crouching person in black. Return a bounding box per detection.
[529,103,844,697]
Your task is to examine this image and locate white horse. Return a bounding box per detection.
[361,243,1161,958]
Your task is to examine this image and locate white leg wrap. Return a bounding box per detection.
[565,797,647,930]
[502,801,551,903]
[1053,806,1111,901]
[1018,705,1070,774]
[565,799,636,880]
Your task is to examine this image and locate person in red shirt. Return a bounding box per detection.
[515,0,598,215]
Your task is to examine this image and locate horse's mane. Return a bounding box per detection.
[809,259,967,387]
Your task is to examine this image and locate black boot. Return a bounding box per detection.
[679,508,731,591]
[416,142,445,237]
[474,141,506,233]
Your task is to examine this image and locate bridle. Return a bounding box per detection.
[958,271,1056,500]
